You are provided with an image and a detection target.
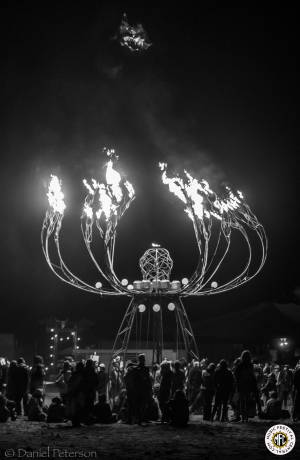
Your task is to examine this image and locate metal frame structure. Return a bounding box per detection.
[41,150,267,372]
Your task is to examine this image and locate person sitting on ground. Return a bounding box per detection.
[47,397,66,423]
[93,394,116,423]
[260,391,289,420]
[27,389,47,422]
[0,393,17,422]
[167,389,189,427]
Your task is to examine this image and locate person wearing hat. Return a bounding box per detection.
[97,363,108,397]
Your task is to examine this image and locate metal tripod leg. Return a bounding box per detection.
[175,297,199,361]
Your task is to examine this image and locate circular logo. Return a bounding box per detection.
[265,424,296,455]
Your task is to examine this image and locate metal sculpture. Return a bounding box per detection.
[42,149,267,369]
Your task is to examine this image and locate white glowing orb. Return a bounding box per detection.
[76,346,79,349]
[153,304,161,312]
[127,284,134,290]
[50,363,54,366]
[47,175,66,214]
[50,328,54,332]
[138,304,146,313]
[167,302,176,311]
[121,279,129,286]
[211,281,218,288]
[182,278,189,285]
[95,281,103,289]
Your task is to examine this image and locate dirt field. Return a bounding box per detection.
[0,416,299,460]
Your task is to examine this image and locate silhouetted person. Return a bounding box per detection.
[293,365,300,421]
[6,361,18,403]
[82,359,98,423]
[27,389,47,421]
[0,358,8,393]
[47,396,66,423]
[66,361,85,427]
[260,391,284,420]
[168,390,189,427]
[187,361,202,405]
[14,358,30,415]
[171,361,186,396]
[158,361,173,423]
[55,361,72,404]
[211,360,234,422]
[30,355,45,395]
[97,363,108,397]
[201,363,215,421]
[135,354,152,425]
[93,394,116,423]
[234,350,260,422]
[0,394,17,422]
[124,362,137,424]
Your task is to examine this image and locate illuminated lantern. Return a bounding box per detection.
[153,304,160,312]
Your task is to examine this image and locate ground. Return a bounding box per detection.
[0,386,299,460]
[1,416,299,460]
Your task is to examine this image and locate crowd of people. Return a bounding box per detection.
[0,350,300,427]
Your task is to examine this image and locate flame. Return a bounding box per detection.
[47,175,66,214]
[82,152,135,222]
[159,163,244,221]
[106,160,123,203]
[83,202,93,220]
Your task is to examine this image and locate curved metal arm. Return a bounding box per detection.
[41,210,121,296]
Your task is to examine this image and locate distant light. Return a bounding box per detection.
[151,243,161,248]
[121,279,129,286]
[45,367,49,371]
[50,328,54,332]
[95,281,102,289]
[50,363,54,366]
[51,337,54,340]
[138,304,146,313]
[67,337,70,340]
[77,337,81,341]
[211,281,218,288]
[54,334,58,338]
[60,338,63,341]
[182,278,189,285]
[279,337,288,347]
[153,304,160,312]
[167,302,176,311]
[50,346,54,349]
[76,346,80,349]
[127,284,134,290]
[50,354,53,358]
[71,332,75,335]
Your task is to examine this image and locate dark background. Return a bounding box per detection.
[0,3,298,345]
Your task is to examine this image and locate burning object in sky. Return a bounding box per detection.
[118,13,152,52]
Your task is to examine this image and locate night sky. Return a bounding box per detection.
[0,3,298,344]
